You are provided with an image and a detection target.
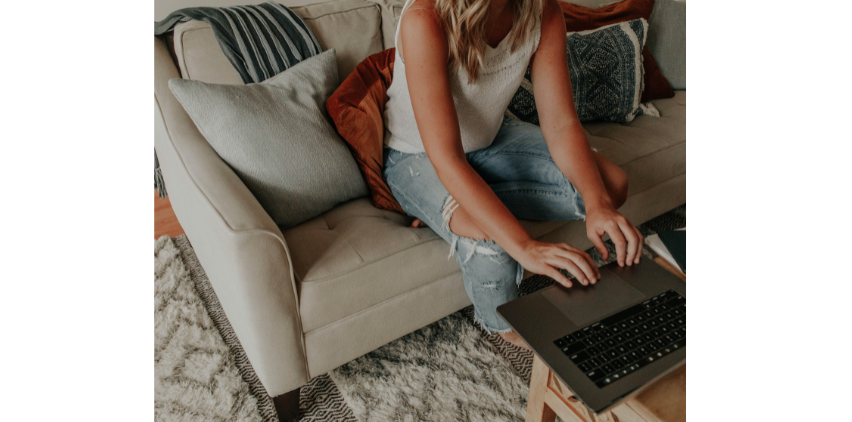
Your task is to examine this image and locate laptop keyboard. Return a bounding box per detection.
[553,290,685,388]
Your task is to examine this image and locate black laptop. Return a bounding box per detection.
[497,260,686,413]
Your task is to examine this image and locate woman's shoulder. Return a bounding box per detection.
[400,0,442,40]
[398,0,447,62]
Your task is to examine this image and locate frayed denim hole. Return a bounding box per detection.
[457,237,500,264]
[515,261,524,287]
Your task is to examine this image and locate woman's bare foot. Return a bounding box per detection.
[499,330,532,351]
[409,218,426,228]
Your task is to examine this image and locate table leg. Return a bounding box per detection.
[527,355,557,422]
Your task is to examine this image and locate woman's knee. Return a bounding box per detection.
[443,196,490,241]
[609,166,628,208]
[594,152,629,208]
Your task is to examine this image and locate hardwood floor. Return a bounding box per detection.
[155,189,185,239]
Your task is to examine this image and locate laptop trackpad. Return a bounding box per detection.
[542,268,646,327]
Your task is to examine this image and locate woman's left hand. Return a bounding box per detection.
[585,206,643,267]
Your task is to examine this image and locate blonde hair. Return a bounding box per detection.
[434,0,542,82]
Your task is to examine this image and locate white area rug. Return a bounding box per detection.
[330,311,529,421]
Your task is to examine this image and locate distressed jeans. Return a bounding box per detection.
[382,117,587,333]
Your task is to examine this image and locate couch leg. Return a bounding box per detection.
[273,388,300,422]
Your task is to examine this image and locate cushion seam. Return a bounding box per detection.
[296,236,447,284]
[297,3,380,21]
[619,139,685,167]
[629,171,686,198]
[339,236,365,264]
[302,270,461,336]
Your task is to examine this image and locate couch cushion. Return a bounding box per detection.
[173,19,244,85]
[585,90,685,195]
[172,0,383,84]
[647,0,686,89]
[288,90,685,334]
[366,0,404,48]
[294,0,384,80]
[284,198,462,333]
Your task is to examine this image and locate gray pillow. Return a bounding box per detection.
[648,0,686,89]
[169,49,369,228]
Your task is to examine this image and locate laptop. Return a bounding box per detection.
[496,260,686,413]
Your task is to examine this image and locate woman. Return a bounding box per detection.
[381,0,644,349]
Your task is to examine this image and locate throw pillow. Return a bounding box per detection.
[647,0,685,89]
[326,48,405,214]
[560,0,674,102]
[169,49,369,228]
[506,19,658,124]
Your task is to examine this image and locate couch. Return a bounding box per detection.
[153,0,685,419]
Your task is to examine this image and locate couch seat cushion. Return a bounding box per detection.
[284,198,462,333]
[585,91,685,195]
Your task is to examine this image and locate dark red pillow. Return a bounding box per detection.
[560,0,674,102]
[326,49,404,214]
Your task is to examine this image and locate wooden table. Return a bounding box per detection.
[526,257,686,422]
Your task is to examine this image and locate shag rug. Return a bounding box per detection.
[154,205,685,421]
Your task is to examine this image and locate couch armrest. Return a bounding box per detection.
[155,36,309,396]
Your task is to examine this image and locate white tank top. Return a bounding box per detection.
[383,0,542,154]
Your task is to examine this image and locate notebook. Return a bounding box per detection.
[645,228,685,273]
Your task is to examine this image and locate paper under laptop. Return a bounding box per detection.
[645,227,685,273]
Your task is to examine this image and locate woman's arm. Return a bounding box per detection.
[530,0,643,266]
[401,4,598,286]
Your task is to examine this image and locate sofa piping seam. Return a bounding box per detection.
[302,270,462,336]
[619,140,686,167]
[296,3,381,21]
[628,171,686,197]
[296,236,447,284]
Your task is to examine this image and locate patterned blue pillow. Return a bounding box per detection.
[506,18,658,125]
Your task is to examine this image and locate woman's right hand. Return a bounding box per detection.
[516,240,600,288]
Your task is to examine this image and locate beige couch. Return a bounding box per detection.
[154,0,685,419]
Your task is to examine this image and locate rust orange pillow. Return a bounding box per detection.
[560,0,674,102]
[326,48,404,214]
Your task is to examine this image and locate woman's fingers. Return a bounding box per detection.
[547,257,592,286]
[546,257,590,285]
[559,243,609,284]
[607,223,628,266]
[589,232,609,261]
[552,246,598,283]
[544,265,572,288]
[583,250,600,279]
[618,220,639,266]
[633,226,644,264]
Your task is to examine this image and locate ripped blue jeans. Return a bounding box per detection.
[382,117,587,333]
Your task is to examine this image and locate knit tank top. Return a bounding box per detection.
[383,0,542,154]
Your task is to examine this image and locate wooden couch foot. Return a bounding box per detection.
[273,388,300,422]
